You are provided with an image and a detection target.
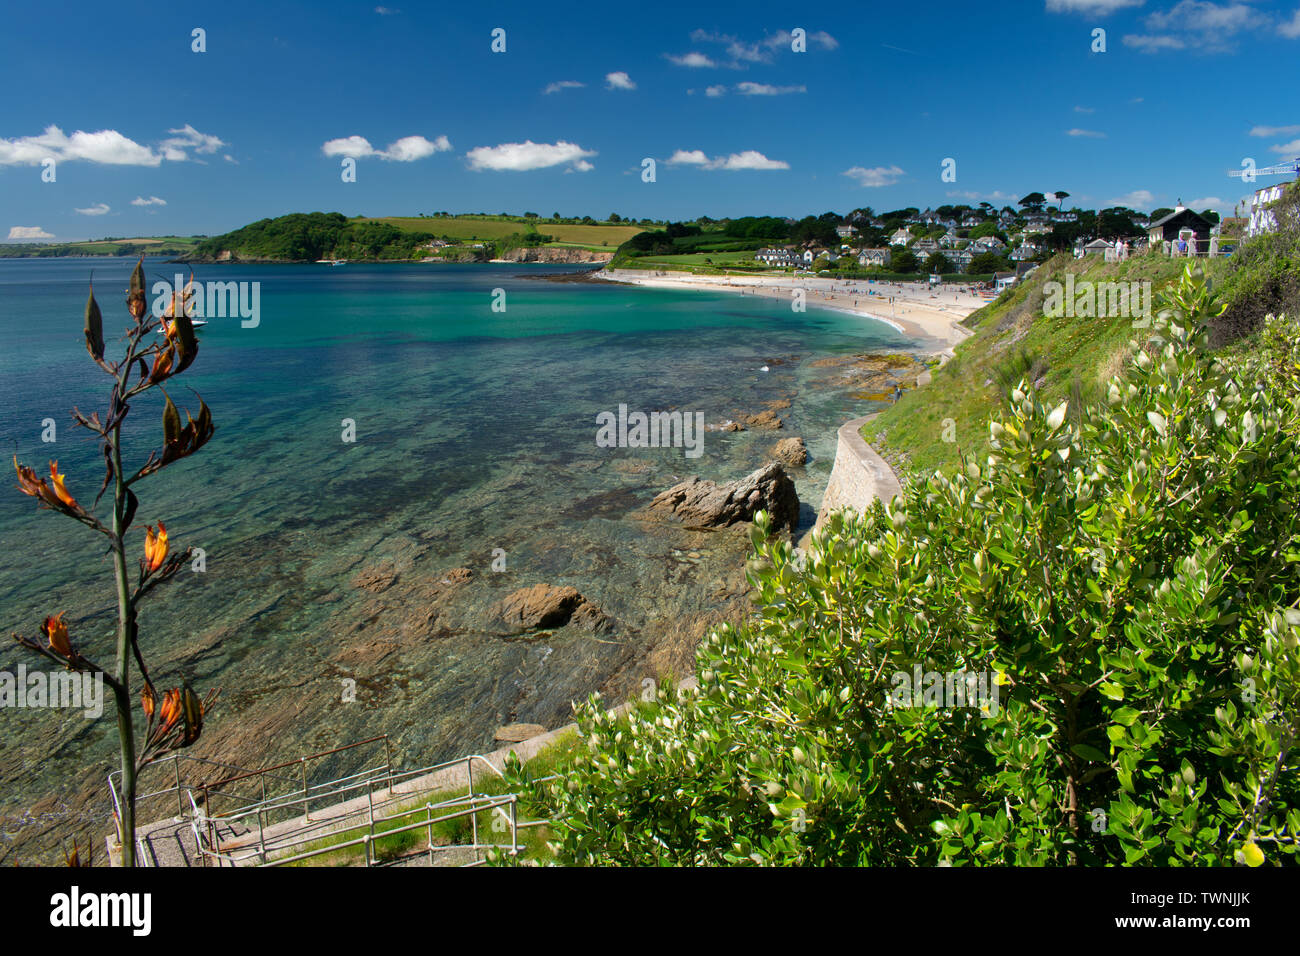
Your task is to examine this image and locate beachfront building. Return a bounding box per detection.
[857,248,890,267]
[755,247,800,267]
[913,238,940,254]
[1147,203,1214,255]
[1248,183,1290,237]
[993,271,1018,292]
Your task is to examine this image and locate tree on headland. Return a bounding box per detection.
[1019,192,1047,211]
[10,261,219,866]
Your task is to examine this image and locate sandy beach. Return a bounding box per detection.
[595,269,985,348]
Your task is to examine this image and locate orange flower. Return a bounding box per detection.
[158,688,182,731]
[141,683,156,721]
[41,612,73,658]
[144,521,169,572]
[48,462,78,509]
[14,455,66,510]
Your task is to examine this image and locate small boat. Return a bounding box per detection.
[156,318,208,336]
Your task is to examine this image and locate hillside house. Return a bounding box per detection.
[857,248,890,267]
[1147,203,1214,254]
[890,227,913,246]
[836,224,858,239]
[1248,182,1290,237]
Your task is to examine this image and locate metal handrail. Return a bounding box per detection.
[186,752,528,867]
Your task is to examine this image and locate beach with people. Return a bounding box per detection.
[594,268,982,346]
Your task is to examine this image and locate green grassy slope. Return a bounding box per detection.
[864,253,1233,477]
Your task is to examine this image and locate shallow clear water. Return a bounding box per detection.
[0,257,919,860]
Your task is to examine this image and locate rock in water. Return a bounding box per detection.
[494,583,610,633]
[770,436,808,467]
[645,461,799,532]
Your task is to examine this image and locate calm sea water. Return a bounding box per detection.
[0,257,918,861]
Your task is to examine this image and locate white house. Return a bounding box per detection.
[755,247,799,267]
[835,224,858,239]
[858,248,890,267]
[890,227,913,246]
[1248,182,1290,237]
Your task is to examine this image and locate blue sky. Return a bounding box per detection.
[2,0,1299,240]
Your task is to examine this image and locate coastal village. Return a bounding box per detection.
[746,189,1267,295]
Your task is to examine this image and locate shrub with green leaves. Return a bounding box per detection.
[507,266,1300,866]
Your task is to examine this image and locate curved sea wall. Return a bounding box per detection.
[806,413,902,543]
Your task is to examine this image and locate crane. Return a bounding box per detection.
[1228,158,1300,179]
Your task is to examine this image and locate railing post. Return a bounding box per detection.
[426,803,434,864]
[384,736,394,796]
[511,796,519,857]
[471,795,478,852]
[258,807,267,865]
[174,758,184,820]
[300,758,310,822]
[362,833,371,867]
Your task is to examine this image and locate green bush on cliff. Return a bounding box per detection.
[506,266,1300,865]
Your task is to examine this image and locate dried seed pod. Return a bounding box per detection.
[84,283,104,360]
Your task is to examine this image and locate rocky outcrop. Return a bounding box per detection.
[644,462,800,532]
[499,247,615,264]
[493,583,610,633]
[494,723,548,743]
[770,437,808,467]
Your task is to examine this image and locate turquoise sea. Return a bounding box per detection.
[0,257,922,861]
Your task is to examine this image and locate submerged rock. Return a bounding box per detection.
[494,583,610,633]
[744,409,784,430]
[770,436,808,467]
[644,461,799,532]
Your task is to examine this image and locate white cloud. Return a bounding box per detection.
[843,165,905,187]
[1269,138,1300,154]
[223,154,238,164]
[1282,8,1300,37]
[8,226,54,240]
[131,195,167,206]
[1046,0,1144,12]
[1123,33,1187,50]
[374,6,399,13]
[1126,0,1275,52]
[666,148,788,170]
[763,29,839,50]
[544,80,585,95]
[75,203,111,216]
[0,123,229,166]
[1189,196,1226,209]
[736,82,806,95]
[322,134,451,161]
[666,52,716,68]
[1074,105,1096,113]
[1067,128,1107,137]
[160,124,226,161]
[946,189,1017,202]
[465,140,596,172]
[605,71,636,90]
[667,149,710,166]
[705,85,727,97]
[1250,124,1300,137]
[0,125,160,166]
[1106,189,1155,208]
